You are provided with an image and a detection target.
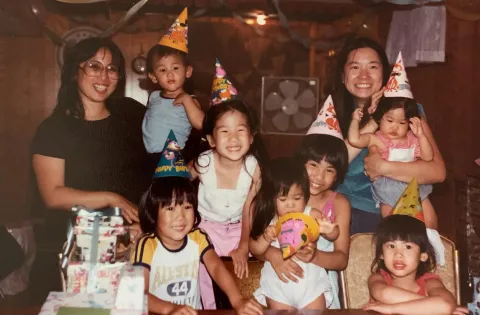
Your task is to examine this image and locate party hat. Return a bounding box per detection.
[306,95,343,139]
[153,130,190,178]
[384,51,413,99]
[210,58,239,105]
[391,177,424,222]
[158,8,188,53]
[275,212,320,259]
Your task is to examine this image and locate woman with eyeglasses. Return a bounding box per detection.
[30,38,155,266]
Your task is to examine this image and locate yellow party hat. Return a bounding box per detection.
[275,212,320,259]
[158,8,188,53]
[391,177,424,222]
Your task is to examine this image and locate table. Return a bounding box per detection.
[0,307,380,315]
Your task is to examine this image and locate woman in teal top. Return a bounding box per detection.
[329,37,446,234]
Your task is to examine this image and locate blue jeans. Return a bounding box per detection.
[350,207,382,235]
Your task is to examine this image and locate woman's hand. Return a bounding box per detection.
[128,223,143,245]
[363,145,386,180]
[452,306,469,315]
[294,242,317,263]
[229,247,249,279]
[367,87,385,114]
[107,193,139,224]
[232,298,263,315]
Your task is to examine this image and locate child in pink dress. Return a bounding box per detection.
[348,96,434,223]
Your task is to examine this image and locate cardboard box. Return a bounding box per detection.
[38,291,148,315]
[66,262,125,294]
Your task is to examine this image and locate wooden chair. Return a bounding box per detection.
[339,233,461,309]
[213,257,264,309]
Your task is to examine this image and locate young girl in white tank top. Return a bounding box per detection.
[190,99,267,309]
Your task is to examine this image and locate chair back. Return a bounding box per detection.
[222,257,264,299]
[340,233,460,309]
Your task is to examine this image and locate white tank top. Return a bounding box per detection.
[197,150,258,223]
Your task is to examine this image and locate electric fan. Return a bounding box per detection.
[260,77,319,135]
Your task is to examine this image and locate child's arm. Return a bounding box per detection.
[368,273,425,304]
[364,119,446,184]
[309,208,339,242]
[203,249,263,315]
[249,225,276,257]
[173,93,205,130]
[142,268,197,315]
[229,166,261,279]
[409,117,433,162]
[309,194,351,270]
[364,278,457,315]
[348,108,374,149]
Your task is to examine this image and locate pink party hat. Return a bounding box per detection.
[384,51,413,99]
[306,95,343,139]
[210,58,239,106]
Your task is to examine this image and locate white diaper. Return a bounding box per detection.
[254,258,332,309]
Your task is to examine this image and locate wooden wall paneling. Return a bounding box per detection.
[0,36,58,224]
[0,37,7,212]
[473,22,480,176]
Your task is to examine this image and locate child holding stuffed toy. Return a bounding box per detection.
[249,156,338,310]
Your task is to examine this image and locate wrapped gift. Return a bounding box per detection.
[60,206,130,294]
[74,226,127,236]
[75,211,124,228]
[115,265,144,310]
[275,212,320,259]
[67,261,126,294]
[38,291,148,315]
[76,234,117,263]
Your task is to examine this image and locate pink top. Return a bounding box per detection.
[321,192,336,222]
[379,269,441,296]
[375,130,421,161]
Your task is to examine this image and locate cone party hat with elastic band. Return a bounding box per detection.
[306,95,343,139]
[210,58,239,106]
[158,8,188,53]
[391,177,424,222]
[153,130,190,178]
[384,51,413,99]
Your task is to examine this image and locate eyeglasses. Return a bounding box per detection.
[79,60,121,80]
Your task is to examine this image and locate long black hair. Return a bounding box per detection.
[328,37,390,138]
[296,134,349,189]
[139,177,201,234]
[372,215,436,278]
[53,37,126,119]
[194,100,269,178]
[250,157,309,240]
